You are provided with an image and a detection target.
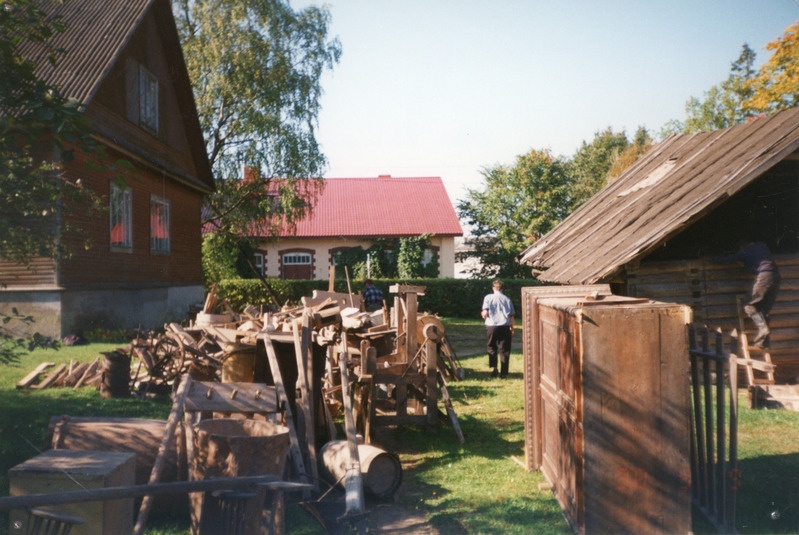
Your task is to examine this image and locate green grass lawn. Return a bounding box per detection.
[1,319,798,534]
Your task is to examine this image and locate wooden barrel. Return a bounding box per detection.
[190,418,290,535]
[192,418,290,479]
[319,441,402,499]
[100,350,130,398]
[221,345,256,383]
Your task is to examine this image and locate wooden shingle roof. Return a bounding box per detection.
[269,176,463,238]
[519,107,799,284]
[15,0,214,193]
[19,0,154,105]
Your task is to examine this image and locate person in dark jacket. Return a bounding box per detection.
[362,279,384,312]
[715,240,780,347]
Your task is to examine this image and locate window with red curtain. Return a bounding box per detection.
[110,183,132,250]
[150,196,170,254]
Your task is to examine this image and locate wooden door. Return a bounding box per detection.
[538,305,580,525]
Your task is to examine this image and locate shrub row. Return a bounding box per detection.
[216,278,541,319]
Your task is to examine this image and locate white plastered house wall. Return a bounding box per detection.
[255,236,457,280]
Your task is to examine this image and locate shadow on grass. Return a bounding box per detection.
[733,453,799,534]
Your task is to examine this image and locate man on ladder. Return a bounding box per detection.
[715,239,781,348]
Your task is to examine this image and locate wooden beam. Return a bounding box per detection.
[16,362,54,389]
[262,333,310,496]
[0,476,310,511]
[338,333,365,517]
[133,374,191,535]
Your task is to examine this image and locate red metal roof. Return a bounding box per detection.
[270,176,463,238]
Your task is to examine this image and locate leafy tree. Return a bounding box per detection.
[458,149,571,278]
[681,44,758,133]
[175,0,340,302]
[201,232,255,287]
[0,0,100,267]
[1,0,104,362]
[608,127,653,181]
[744,22,799,113]
[174,0,341,243]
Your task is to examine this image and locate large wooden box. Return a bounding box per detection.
[522,286,692,534]
[8,449,136,535]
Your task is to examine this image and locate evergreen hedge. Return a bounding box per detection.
[216,277,542,319]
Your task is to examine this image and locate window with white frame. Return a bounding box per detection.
[139,65,159,133]
[110,183,132,250]
[150,195,170,254]
[283,252,312,265]
[254,253,265,275]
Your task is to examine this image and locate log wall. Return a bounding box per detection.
[627,254,799,383]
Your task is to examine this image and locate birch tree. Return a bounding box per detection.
[174,0,341,237]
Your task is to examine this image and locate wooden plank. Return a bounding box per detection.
[292,312,318,492]
[425,337,438,425]
[16,362,55,389]
[74,358,100,389]
[262,333,310,496]
[438,372,464,444]
[184,381,279,414]
[133,374,191,535]
[0,476,309,511]
[31,364,66,389]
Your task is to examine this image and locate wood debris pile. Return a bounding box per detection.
[15,283,466,528]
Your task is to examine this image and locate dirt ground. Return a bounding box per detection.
[300,495,439,534]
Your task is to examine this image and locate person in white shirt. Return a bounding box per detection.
[481,280,515,378]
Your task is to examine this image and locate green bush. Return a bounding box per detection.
[216,277,542,318]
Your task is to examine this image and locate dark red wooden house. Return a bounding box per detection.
[0,0,214,337]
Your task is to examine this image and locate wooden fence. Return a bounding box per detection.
[688,324,739,533]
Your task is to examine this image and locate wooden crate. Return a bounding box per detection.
[523,286,692,534]
[8,449,136,535]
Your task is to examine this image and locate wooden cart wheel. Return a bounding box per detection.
[152,335,186,382]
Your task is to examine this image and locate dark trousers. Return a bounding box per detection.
[486,325,512,376]
[744,269,780,318]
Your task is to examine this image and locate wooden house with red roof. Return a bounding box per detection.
[253,176,463,279]
[0,0,214,337]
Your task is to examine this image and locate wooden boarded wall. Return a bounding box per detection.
[627,254,799,383]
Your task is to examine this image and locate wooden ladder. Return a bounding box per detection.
[736,295,776,388]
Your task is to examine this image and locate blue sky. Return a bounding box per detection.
[291,1,799,207]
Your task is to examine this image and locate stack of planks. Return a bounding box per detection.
[16,358,102,390]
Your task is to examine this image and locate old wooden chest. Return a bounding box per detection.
[8,449,136,535]
[522,286,692,534]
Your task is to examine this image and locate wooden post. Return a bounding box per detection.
[262,334,310,496]
[425,336,437,425]
[338,333,365,517]
[133,374,191,535]
[292,312,319,492]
